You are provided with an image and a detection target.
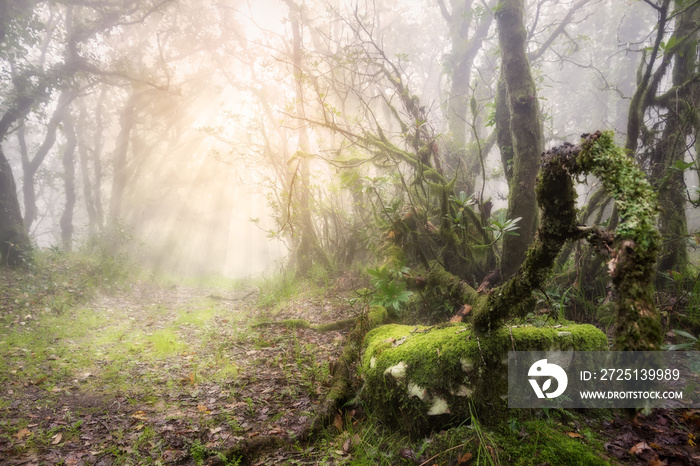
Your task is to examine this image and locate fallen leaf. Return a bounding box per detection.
[131,411,148,421]
[566,431,583,439]
[458,452,473,464]
[14,428,31,439]
[51,433,62,444]
[629,441,651,455]
[392,336,407,347]
[333,413,343,431]
[197,404,210,413]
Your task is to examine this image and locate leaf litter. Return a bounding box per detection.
[2,275,700,465]
[0,280,352,465]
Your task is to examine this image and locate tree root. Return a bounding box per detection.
[219,306,389,463]
[251,316,358,332]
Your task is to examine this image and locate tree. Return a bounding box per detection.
[0,0,174,265]
[0,4,46,265]
[628,0,700,275]
[494,0,543,279]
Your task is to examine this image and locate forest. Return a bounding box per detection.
[2,0,700,464]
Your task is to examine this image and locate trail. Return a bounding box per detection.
[0,280,352,465]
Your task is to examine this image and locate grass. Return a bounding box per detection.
[1,251,621,465]
[253,268,330,313]
[298,404,612,466]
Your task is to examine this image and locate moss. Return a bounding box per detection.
[474,131,661,350]
[473,141,578,332]
[502,420,611,465]
[426,419,611,465]
[360,322,606,433]
[367,305,388,327]
[281,319,311,329]
[578,131,661,350]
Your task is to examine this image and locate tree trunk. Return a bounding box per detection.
[495,0,543,279]
[92,87,106,230]
[20,89,74,233]
[495,73,514,184]
[0,73,39,266]
[472,131,661,351]
[650,3,700,274]
[109,91,137,222]
[286,0,330,276]
[0,147,32,266]
[60,111,77,251]
[77,99,99,236]
[441,0,495,195]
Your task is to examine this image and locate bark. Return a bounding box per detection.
[0,147,32,266]
[60,111,77,251]
[495,0,543,280]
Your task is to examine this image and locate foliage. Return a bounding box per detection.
[366,263,413,315]
[662,329,699,351]
[485,209,522,242]
[80,223,138,284]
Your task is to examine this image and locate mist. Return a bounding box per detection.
[4,0,690,282]
[3,1,700,464]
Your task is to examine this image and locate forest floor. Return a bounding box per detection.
[0,268,361,465]
[1,260,700,465]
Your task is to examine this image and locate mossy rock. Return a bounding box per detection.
[360,322,607,433]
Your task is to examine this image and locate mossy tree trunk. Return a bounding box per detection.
[648,2,699,275]
[495,74,514,184]
[625,0,700,276]
[495,0,543,280]
[471,131,662,351]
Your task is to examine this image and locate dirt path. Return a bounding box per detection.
[0,280,353,465]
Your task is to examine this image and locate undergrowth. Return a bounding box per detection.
[0,239,133,322]
[302,402,612,465]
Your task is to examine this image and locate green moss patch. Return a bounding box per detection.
[360,322,607,433]
[426,418,611,465]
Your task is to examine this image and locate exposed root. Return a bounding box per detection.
[251,317,357,332]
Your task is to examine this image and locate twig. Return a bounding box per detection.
[418,443,468,466]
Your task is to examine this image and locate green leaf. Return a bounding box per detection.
[672,329,698,341]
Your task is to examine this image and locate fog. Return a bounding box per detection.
[2,0,697,279]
